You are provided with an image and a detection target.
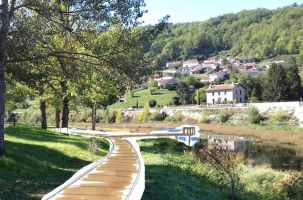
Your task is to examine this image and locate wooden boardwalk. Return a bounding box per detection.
[49,139,140,200]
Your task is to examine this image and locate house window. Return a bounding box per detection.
[224,91,226,95]
[212,92,214,96]
[236,90,237,95]
[240,98,242,102]
[224,98,227,102]
[240,90,242,95]
[218,91,220,95]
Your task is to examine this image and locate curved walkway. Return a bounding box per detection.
[43,125,199,200]
[43,138,143,200]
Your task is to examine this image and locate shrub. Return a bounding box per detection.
[172,96,180,106]
[106,110,116,123]
[165,112,183,122]
[148,87,157,95]
[248,107,262,124]
[150,111,167,121]
[87,137,99,153]
[269,110,289,124]
[199,109,210,123]
[165,84,177,91]
[149,99,157,108]
[133,103,150,122]
[115,111,123,123]
[218,109,231,123]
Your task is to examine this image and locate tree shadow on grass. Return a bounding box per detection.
[0,140,92,199]
[6,126,109,152]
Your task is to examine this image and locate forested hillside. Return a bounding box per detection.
[146,4,303,66]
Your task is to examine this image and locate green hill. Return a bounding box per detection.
[145,4,303,66]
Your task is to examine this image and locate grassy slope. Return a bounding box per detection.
[109,89,177,110]
[0,125,109,200]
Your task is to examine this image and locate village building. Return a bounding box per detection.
[239,70,261,77]
[154,76,178,87]
[178,66,192,74]
[204,56,222,65]
[206,83,246,104]
[165,61,183,68]
[161,68,178,75]
[202,63,218,70]
[183,58,199,67]
[208,71,226,82]
[190,65,204,74]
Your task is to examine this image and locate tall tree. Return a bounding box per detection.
[285,58,302,100]
[263,64,289,101]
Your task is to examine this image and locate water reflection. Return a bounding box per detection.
[199,134,303,171]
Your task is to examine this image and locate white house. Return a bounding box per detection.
[154,76,178,87]
[206,83,246,104]
[208,71,226,82]
[202,63,217,70]
[190,65,204,74]
[178,66,191,74]
[183,58,199,67]
[166,61,183,68]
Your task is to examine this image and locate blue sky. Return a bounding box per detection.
[141,0,303,24]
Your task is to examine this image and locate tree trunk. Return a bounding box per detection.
[40,99,47,129]
[61,96,69,128]
[55,107,60,128]
[0,52,5,156]
[91,103,97,130]
[0,0,9,156]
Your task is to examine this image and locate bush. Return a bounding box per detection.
[87,137,99,153]
[165,84,177,91]
[115,111,123,123]
[165,112,183,122]
[269,110,289,124]
[149,99,157,108]
[248,107,262,124]
[150,111,167,121]
[148,87,157,95]
[133,103,150,122]
[199,109,210,123]
[218,109,231,123]
[106,110,116,123]
[172,96,180,106]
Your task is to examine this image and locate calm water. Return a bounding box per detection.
[200,134,303,171]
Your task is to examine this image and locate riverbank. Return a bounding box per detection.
[139,139,302,200]
[70,122,303,156]
[0,125,109,199]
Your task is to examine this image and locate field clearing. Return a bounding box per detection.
[109,88,177,110]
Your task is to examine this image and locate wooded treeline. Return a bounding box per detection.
[145,4,303,66]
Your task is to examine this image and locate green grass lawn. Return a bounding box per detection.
[109,88,177,110]
[0,125,109,199]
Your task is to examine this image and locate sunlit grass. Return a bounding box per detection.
[109,88,177,110]
[0,125,109,199]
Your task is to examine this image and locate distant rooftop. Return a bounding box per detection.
[206,83,241,92]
